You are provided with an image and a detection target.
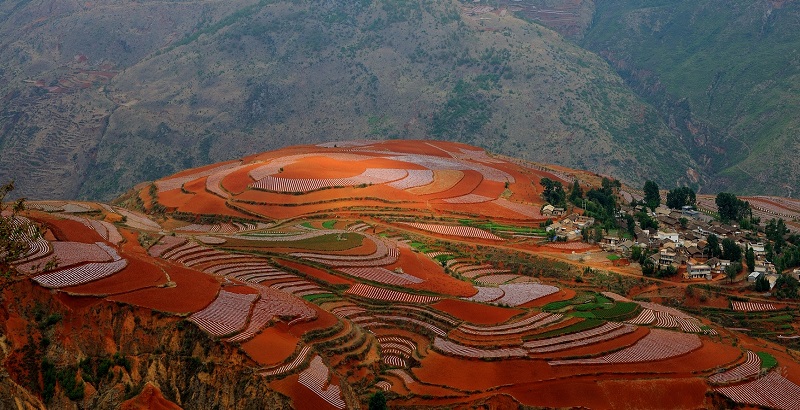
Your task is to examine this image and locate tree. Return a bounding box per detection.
[601,177,620,194]
[774,274,799,299]
[641,258,656,276]
[631,246,643,263]
[725,262,740,283]
[1,180,40,277]
[539,178,566,206]
[666,186,696,209]
[678,217,689,229]
[754,274,770,292]
[568,180,583,203]
[705,234,722,258]
[661,265,678,278]
[745,246,756,273]
[765,218,788,255]
[715,192,751,223]
[624,213,636,237]
[643,180,660,210]
[635,211,658,231]
[369,391,388,410]
[721,238,742,262]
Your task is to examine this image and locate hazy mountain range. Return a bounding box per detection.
[0,0,797,200]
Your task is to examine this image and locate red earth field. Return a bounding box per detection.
[5,140,800,409]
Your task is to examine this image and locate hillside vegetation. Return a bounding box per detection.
[0,0,697,200]
[583,0,800,196]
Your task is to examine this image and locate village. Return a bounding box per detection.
[541,186,800,292]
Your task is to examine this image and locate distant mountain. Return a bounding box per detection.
[0,0,699,200]
[581,0,800,196]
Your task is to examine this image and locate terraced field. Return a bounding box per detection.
[7,140,800,409]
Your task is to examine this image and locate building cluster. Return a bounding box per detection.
[590,204,781,285]
[544,212,594,241]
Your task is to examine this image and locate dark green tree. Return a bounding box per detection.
[631,246,643,263]
[705,234,722,258]
[369,391,388,410]
[601,177,621,194]
[539,178,566,206]
[635,211,658,231]
[721,238,742,262]
[766,218,788,255]
[774,274,799,299]
[643,180,660,210]
[568,180,583,204]
[715,192,751,223]
[624,213,636,237]
[754,274,770,292]
[746,246,756,273]
[725,262,740,283]
[641,258,656,276]
[666,186,696,209]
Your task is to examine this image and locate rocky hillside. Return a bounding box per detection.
[581,0,800,196]
[0,279,291,409]
[0,0,697,201]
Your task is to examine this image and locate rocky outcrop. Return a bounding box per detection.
[0,278,291,409]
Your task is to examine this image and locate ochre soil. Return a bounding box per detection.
[430,299,525,325]
[286,306,339,339]
[413,334,740,394]
[242,325,301,366]
[106,264,221,313]
[219,162,264,194]
[121,382,181,410]
[501,377,710,409]
[384,248,476,297]
[271,373,341,410]
[277,156,423,179]
[275,259,354,286]
[44,218,105,243]
[62,253,167,295]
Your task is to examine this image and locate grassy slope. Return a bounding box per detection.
[583,0,800,195]
[1,0,697,200]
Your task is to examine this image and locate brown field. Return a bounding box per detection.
[431,299,525,324]
[219,162,264,194]
[45,218,105,243]
[273,259,354,286]
[383,248,476,297]
[242,325,300,366]
[106,264,221,313]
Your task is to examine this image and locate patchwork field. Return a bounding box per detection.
[6,140,800,409]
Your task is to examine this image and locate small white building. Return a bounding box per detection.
[747,271,762,283]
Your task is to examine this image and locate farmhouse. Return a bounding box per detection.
[750,242,766,257]
[681,205,700,218]
[685,260,712,280]
[658,248,677,268]
[541,204,565,217]
[600,236,620,251]
[748,271,763,283]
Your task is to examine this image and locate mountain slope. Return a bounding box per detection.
[0,0,698,200]
[582,0,800,196]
